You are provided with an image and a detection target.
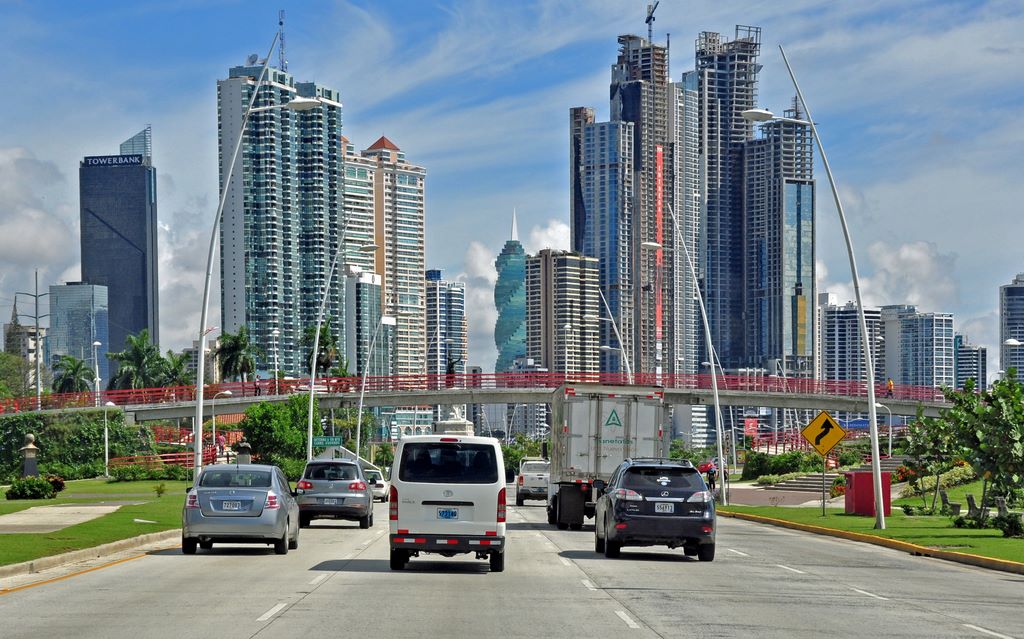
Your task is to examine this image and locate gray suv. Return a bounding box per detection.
[295,460,374,528]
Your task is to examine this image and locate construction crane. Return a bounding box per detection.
[278,9,287,72]
[646,2,659,43]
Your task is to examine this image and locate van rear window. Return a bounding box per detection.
[399,443,498,484]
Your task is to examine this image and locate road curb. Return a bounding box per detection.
[718,510,1024,576]
[0,528,182,580]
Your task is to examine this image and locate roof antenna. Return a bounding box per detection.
[278,9,287,72]
[645,2,659,43]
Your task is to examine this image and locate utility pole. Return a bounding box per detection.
[16,270,49,410]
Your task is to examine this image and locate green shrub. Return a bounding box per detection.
[991,514,1024,538]
[742,451,821,480]
[755,471,806,486]
[153,483,166,498]
[45,474,66,493]
[898,464,977,498]
[39,461,104,481]
[108,465,151,482]
[276,458,306,482]
[6,476,56,499]
[837,450,862,467]
[952,515,989,529]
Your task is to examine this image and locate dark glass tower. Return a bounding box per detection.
[79,126,159,354]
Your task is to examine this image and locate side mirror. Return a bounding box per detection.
[185,486,193,493]
[592,479,606,494]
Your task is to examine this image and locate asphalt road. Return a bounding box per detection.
[1,490,1021,639]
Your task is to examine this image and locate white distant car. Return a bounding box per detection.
[294,383,328,394]
[515,458,550,506]
[364,468,389,502]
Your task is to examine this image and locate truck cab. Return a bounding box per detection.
[515,457,550,506]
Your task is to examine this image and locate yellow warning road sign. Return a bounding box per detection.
[800,411,847,456]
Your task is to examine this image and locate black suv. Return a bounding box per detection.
[593,458,716,561]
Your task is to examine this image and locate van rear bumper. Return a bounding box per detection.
[390,533,505,554]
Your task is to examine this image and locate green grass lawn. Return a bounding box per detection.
[0,479,189,567]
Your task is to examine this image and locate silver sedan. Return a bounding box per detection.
[182,464,300,555]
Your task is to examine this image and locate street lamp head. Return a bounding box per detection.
[599,345,617,352]
[222,390,233,397]
[1004,338,1023,347]
[104,401,116,408]
[640,241,662,250]
[358,243,379,253]
[582,314,600,321]
[874,402,885,409]
[741,108,775,122]
[285,96,323,111]
[92,341,102,347]
[271,328,280,337]
[563,323,572,330]
[380,315,398,326]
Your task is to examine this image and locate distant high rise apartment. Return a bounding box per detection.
[183,337,221,385]
[507,356,549,438]
[524,250,600,374]
[1001,273,1024,378]
[46,283,109,384]
[218,60,343,376]
[814,293,837,381]
[341,137,378,275]
[881,305,954,389]
[954,333,987,390]
[344,266,391,377]
[820,300,884,384]
[494,213,527,372]
[79,126,159,355]
[743,102,815,376]
[362,136,427,378]
[425,269,467,378]
[3,301,47,393]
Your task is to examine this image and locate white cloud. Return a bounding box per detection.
[457,241,499,372]
[525,219,570,254]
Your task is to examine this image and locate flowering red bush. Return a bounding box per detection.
[894,465,916,483]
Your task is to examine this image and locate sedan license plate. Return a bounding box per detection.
[321,498,340,505]
[437,507,459,520]
[654,502,674,514]
[222,500,241,511]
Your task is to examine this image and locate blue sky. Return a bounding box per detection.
[1,0,1022,377]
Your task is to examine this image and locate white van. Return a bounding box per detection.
[389,435,507,572]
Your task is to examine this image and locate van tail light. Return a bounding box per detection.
[497,487,506,523]
[389,486,399,520]
[611,488,643,501]
[518,475,524,486]
[296,480,313,490]
[348,481,367,491]
[186,492,199,509]
[265,492,280,509]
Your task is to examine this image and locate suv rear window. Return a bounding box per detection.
[399,443,498,484]
[304,463,358,481]
[521,462,549,473]
[200,470,272,488]
[622,467,702,490]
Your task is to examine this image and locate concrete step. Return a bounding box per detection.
[765,473,841,492]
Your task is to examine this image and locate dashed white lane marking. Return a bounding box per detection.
[581,579,597,591]
[727,548,749,557]
[308,575,327,586]
[256,603,287,622]
[775,564,805,574]
[963,624,1016,639]
[559,557,572,567]
[615,610,640,629]
[850,587,888,601]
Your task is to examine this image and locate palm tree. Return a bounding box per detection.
[107,329,164,390]
[161,350,194,387]
[52,355,95,393]
[301,317,339,377]
[216,325,262,382]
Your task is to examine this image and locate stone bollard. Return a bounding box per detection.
[20,433,39,478]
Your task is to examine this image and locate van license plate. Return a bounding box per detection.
[222,501,241,511]
[437,508,459,520]
[655,502,674,514]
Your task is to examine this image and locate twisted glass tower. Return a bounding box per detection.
[494,212,526,372]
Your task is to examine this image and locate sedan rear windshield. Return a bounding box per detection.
[521,462,549,473]
[622,467,702,490]
[399,443,498,484]
[304,463,358,481]
[200,470,272,488]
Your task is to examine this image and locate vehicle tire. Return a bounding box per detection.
[489,551,505,573]
[182,537,197,555]
[274,528,289,555]
[368,511,374,527]
[516,492,524,507]
[595,531,605,553]
[547,502,557,526]
[390,548,408,570]
[697,544,715,562]
[199,540,213,550]
[299,513,311,528]
[569,522,583,531]
[359,513,371,529]
[604,539,621,559]
[289,528,299,550]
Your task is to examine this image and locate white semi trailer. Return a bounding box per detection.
[546,385,669,529]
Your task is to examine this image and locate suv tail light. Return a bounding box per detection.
[389,486,399,520]
[497,487,506,523]
[348,481,367,491]
[611,488,643,501]
[296,480,313,490]
[687,490,712,503]
[186,492,199,509]
[517,475,524,486]
[265,492,280,509]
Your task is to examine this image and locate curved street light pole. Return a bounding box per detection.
[355,315,396,466]
[596,288,633,384]
[778,44,884,529]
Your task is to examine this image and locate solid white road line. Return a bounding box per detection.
[256,603,287,622]
[559,557,572,567]
[775,564,806,574]
[615,610,641,629]
[581,579,597,591]
[308,575,327,586]
[850,587,888,601]
[726,548,749,557]
[963,624,1016,639]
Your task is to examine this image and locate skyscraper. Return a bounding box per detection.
[46,282,109,383]
[880,305,954,389]
[79,126,159,355]
[217,60,344,376]
[425,269,467,378]
[1001,273,1024,378]
[494,212,527,372]
[344,266,391,376]
[821,300,884,384]
[954,333,987,390]
[3,301,46,394]
[524,249,599,374]
[363,136,427,377]
[743,102,815,375]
